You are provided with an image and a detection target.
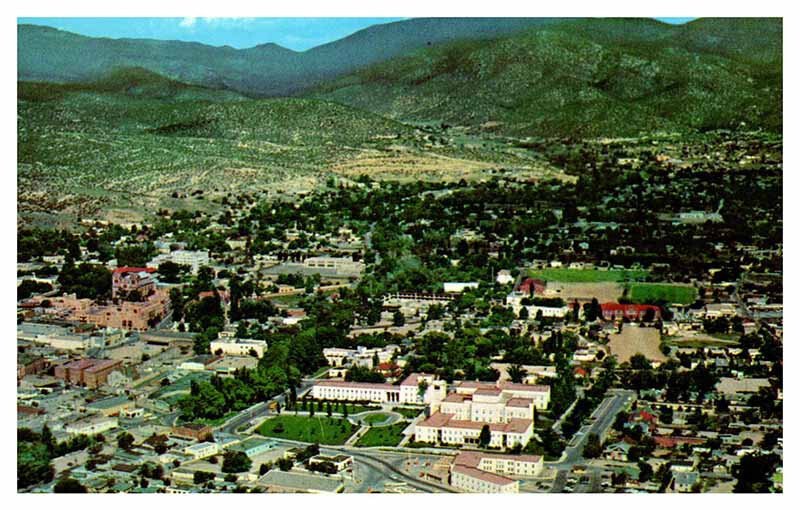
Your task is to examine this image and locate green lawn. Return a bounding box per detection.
[628,283,697,305]
[355,423,407,447]
[393,407,423,419]
[257,415,355,445]
[528,268,648,283]
[363,413,391,425]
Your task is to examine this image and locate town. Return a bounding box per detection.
[17,133,783,493]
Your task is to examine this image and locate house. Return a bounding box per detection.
[604,441,632,461]
[307,454,354,473]
[671,471,699,493]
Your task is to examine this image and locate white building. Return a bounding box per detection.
[311,373,446,405]
[210,338,268,358]
[148,250,210,275]
[451,465,519,493]
[65,416,118,436]
[495,270,514,285]
[443,282,479,294]
[415,412,533,449]
[455,381,551,410]
[303,256,364,275]
[184,441,220,460]
[439,390,534,424]
[322,345,400,368]
[450,451,543,493]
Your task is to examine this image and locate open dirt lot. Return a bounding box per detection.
[608,326,667,363]
[545,281,623,302]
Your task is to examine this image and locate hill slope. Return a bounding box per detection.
[309,18,782,137]
[18,19,563,96]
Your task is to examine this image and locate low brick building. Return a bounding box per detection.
[54,358,122,389]
[171,423,213,441]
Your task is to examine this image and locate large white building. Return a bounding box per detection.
[322,345,400,368]
[303,256,364,275]
[148,250,210,275]
[310,373,446,405]
[415,412,533,449]
[65,416,118,436]
[443,282,479,294]
[449,451,543,493]
[455,381,551,410]
[210,338,268,358]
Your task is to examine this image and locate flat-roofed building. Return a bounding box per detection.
[210,338,267,358]
[65,415,118,436]
[257,470,345,493]
[311,373,446,405]
[450,464,519,493]
[415,412,533,449]
[455,381,551,410]
[184,441,219,460]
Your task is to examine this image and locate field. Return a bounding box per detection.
[628,283,697,305]
[608,326,667,364]
[257,415,355,445]
[362,413,392,425]
[528,268,648,283]
[546,281,623,303]
[393,407,424,419]
[355,422,408,447]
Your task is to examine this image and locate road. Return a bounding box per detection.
[548,389,636,492]
[218,378,316,435]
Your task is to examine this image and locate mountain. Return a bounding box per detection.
[309,18,782,137]
[18,19,564,96]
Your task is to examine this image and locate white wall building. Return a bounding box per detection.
[311,373,446,405]
[455,381,551,410]
[450,451,543,493]
[184,441,220,460]
[495,270,514,285]
[210,338,268,358]
[148,250,210,275]
[65,416,118,436]
[444,282,479,293]
[415,412,533,449]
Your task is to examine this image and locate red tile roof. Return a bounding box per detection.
[451,465,516,486]
[505,397,534,408]
[113,267,155,275]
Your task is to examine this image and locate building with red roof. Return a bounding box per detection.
[601,303,661,321]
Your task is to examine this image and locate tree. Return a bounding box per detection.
[392,310,405,327]
[222,451,252,473]
[630,354,651,370]
[117,432,134,451]
[54,477,87,493]
[638,461,654,482]
[326,401,333,417]
[518,307,529,320]
[583,433,603,458]
[478,424,491,448]
[507,364,528,384]
[733,453,780,493]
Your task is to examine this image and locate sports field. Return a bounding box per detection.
[528,268,648,283]
[628,283,697,305]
